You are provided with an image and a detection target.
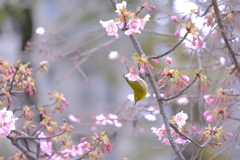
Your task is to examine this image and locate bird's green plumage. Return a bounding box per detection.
[124,74,148,105]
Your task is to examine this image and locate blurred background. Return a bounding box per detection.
[0,0,239,159]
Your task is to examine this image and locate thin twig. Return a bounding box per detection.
[198,4,213,17]
[147,32,189,59]
[77,140,101,160]
[163,76,198,101]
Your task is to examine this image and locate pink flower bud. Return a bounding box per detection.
[174,29,180,37]
[226,132,233,138]
[170,16,178,22]
[150,5,156,10]
[139,67,145,74]
[181,75,189,82]
[190,125,196,132]
[151,59,160,64]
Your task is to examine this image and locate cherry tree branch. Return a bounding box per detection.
[162,76,198,101]
[129,34,185,159]
[107,0,186,158]
[198,4,213,17]
[77,139,101,160]
[147,31,189,59]
[7,134,38,160]
[170,123,212,148]
[212,0,240,76]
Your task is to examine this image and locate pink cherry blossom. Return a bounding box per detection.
[40,141,53,155]
[124,69,141,81]
[39,132,53,155]
[186,36,205,49]
[203,110,214,123]
[139,14,150,30]
[203,95,214,105]
[151,124,167,141]
[100,20,119,38]
[174,137,187,145]
[115,1,127,14]
[161,137,170,145]
[0,108,18,138]
[175,111,188,127]
[139,67,145,74]
[206,115,214,123]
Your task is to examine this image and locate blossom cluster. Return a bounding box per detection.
[0,60,36,99]
[158,67,190,93]
[38,132,113,159]
[50,92,70,113]
[198,124,233,148]
[151,111,190,145]
[100,1,153,39]
[170,15,205,50]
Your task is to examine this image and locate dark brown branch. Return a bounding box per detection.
[212,0,240,77]
[7,134,38,160]
[147,32,189,59]
[198,4,213,17]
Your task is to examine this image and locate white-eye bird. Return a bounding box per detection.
[124,69,148,105]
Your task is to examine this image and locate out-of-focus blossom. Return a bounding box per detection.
[95,114,122,128]
[219,57,226,66]
[203,95,214,105]
[144,114,156,121]
[108,51,119,60]
[36,27,45,35]
[176,97,189,105]
[68,114,80,122]
[203,110,214,123]
[186,36,205,49]
[127,94,135,102]
[166,57,172,64]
